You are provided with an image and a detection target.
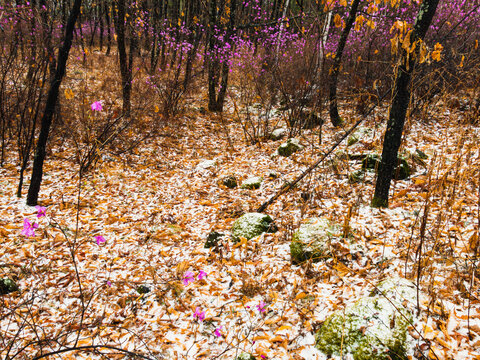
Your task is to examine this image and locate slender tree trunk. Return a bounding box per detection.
[99,2,104,51]
[372,0,440,208]
[114,0,132,116]
[208,0,236,112]
[26,0,82,206]
[274,0,290,66]
[105,0,112,55]
[329,0,361,127]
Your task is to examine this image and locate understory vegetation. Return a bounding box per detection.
[0,0,479,359]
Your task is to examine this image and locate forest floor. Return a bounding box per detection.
[1,52,480,359]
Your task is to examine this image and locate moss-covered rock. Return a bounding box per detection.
[235,353,256,360]
[315,277,416,360]
[222,175,238,188]
[394,157,410,180]
[241,176,263,189]
[205,231,225,248]
[372,276,417,303]
[136,285,151,294]
[290,218,338,264]
[361,154,410,180]
[362,154,381,171]
[349,169,365,183]
[278,138,303,157]
[348,127,372,146]
[0,278,19,295]
[231,213,277,242]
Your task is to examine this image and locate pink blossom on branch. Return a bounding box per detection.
[256,301,267,313]
[193,307,205,321]
[214,326,223,337]
[21,218,38,237]
[197,270,207,280]
[94,235,106,245]
[183,271,195,285]
[90,101,103,111]
[35,205,46,218]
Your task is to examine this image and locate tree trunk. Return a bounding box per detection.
[114,0,132,116]
[372,0,440,208]
[105,0,112,55]
[26,0,82,206]
[329,0,361,127]
[208,0,236,112]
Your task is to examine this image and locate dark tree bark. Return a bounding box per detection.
[113,0,134,116]
[329,0,361,127]
[105,0,112,55]
[26,0,82,206]
[372,0,440,208]
[207,0,237,112]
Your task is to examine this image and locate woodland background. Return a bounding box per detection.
[0,0,480,359]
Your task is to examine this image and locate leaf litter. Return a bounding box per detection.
[0,91,480,359]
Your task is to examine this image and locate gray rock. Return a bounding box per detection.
[290,217,338,264]
[196,159,217,172]
[231,213,277,242]
[278,138,303,157]
[315,277,415,360]
[241,176,263,189]
[0,278,19,295]
[270,128,287,141]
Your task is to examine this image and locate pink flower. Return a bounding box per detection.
[106,281,112,287]
[94,235,106,245]
[91,101,103,111]
[193,307,205,321]
[214,326,223,337]
[183,271,195,285]
[256,301,266,313]
[35,205,46,218]
[197,270,207,280]
[21,218,38,237]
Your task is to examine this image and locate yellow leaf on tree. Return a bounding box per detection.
[334,14,343,28]
[431,43,443,61]
[64,88,75,100]
[355,15,365,31]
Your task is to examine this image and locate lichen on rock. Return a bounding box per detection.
[290,217,338,264]
[231,212,277,242]
[0,278,19,295]
[241,176,263,189]
[235,352,256,360]
[315,277,416,360]
[278,138,303,157]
